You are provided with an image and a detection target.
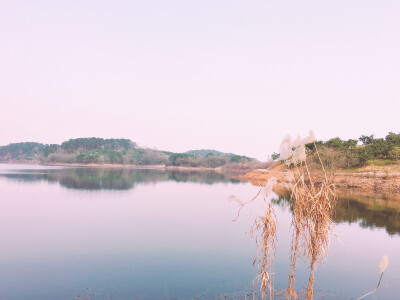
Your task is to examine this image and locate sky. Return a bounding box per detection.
[0,1,399,160]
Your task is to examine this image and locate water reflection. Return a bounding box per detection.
[272,188,400,236]
[1,166,398,236]
[334,197,400,236]
[0,167,241,190]
[0,164,399,299]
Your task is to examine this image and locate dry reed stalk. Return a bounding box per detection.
[232,177,278,300]
[285,142,336,300]
[232,177,277,300]
[250,186,277,300]
[286,227,300,300]
[236,133,336,300]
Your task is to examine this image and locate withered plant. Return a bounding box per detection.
[285,142,336,300]
[251,178,278,300]
[233,177,278,300]
[251,200,277,300]
[235,132,337,300]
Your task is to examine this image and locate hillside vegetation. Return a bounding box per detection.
[0,137,261,171]
[272,132,400,170]
[244,132,400,193]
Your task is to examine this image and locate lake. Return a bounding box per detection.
[0,164,399,299]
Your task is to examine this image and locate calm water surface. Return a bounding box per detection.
[0,164,399,299]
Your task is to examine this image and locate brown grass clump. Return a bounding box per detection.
[285,143,336,300]
[235,133,337,300]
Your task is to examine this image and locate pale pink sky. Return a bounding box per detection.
[1,1,399,160]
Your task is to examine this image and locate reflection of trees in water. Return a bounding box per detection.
[0,168,241,191]
[272,193,400,236]
[334,198,400,236]
[55,169,139,190]
[0,173,48,183]
[168,170,240,184]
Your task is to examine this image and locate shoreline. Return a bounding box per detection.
[45,163,222,171]
[42,162,167,169]
[0,160,223,172]
[7,161,400,196]
[244,168,400,197]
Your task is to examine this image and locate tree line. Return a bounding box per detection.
[272,132,400,169]
[0,137,258,170]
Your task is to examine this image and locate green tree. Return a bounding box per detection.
[271,152,280,160]
[369,138,389,158]
[385,132,400,147]
[359,135,374,145]
[325,137,343,148]
[344,148,369,168]
[343,139,357,148]
[389,146,400,161]
[43,144,59,157]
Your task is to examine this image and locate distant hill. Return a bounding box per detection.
[185,149,229,157]
[0,142,45,161]
[0,137,262,171]
[185,149,252,162]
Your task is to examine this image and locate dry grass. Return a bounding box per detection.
[286,227,300,299]
[286,149,336,300]
[239,137,392,299]
[236,140,337,300]
[232,176,278,300]
[251,200,277,300]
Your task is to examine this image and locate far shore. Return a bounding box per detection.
[44,162,222,171]
[0,160,224,172]
[2,160,400,200]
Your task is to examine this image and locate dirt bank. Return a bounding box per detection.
[244,168,400,194]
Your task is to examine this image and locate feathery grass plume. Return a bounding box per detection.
[378,255,389,273]
[357,255,389,300]
[280,131,336,300]
[280,131,316,166]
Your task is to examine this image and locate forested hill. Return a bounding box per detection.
[185,149,229,157]
[0,137,259,169]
